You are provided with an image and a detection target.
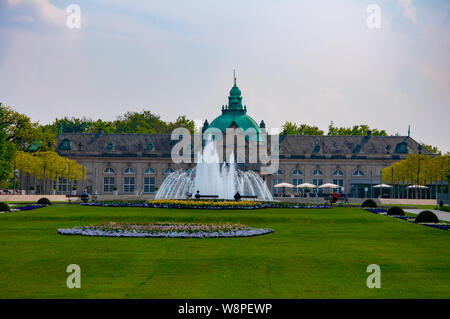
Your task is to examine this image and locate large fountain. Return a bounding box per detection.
[155,141,273,201]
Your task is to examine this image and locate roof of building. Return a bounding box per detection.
[56,132,428,159]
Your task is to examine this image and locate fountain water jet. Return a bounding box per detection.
[155,141,273,201]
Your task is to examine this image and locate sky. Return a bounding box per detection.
[0,0,449,152]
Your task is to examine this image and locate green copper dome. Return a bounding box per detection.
[208,79,262,140]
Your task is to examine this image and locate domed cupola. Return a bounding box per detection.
[207,72,263,141]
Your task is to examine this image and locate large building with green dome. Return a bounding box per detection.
[54,80,429,199]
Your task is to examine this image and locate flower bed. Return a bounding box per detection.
[0,204,46,213]
[362,208,449,231]
[80,200,331,210]
[58,222,274,238]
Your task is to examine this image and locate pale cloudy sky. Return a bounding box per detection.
[0,0,449,152]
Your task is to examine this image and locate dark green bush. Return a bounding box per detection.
[415,210,439,223]
[37,197,51,205]
[0,202,10,212]
[361,199,377,208]
[387,206,405,216]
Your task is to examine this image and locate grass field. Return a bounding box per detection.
[0,204,449,298]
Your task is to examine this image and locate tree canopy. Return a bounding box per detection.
[45,111,197,135]
[281,122,324,135]
[281,121,388,136]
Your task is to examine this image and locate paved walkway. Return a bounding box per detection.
[404,209,450,222]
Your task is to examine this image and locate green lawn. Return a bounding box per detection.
[0,205,449,299]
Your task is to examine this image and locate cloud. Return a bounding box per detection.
[398,0,417,24]
[6,0,66,26]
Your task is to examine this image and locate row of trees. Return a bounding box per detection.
[0,103,197,190]
[13,151,85,194]
[381,154,450,199]
[281,121,388,136]
[45,112,197,135]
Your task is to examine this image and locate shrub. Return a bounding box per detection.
[0,202,10,212]
[387,206,405,216]
[361,199,377,208]
[37,197,52,205]
[415,210,439,223]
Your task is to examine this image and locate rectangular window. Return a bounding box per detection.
[272,178,283,195]
[312,179,323,194]
[104,177,115,193]
[124,177,135,193]
[292,178,303,193]
[144,177,155,193]
[332,179,344,193]
[58,177,68,192]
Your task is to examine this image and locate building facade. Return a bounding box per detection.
[55,82,428,198]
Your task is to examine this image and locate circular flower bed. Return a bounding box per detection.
[58,222,274,238]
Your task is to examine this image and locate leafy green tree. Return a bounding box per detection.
[0,104,56,151]
[167,115,196,134]
[114,110,167,134]
[47,117,92,134]
[0,106,15,185]
[298,124,324,135]
[281,122,299,135]
[281,122,324,135]
[421,143,441,155]
[327,121,387,136]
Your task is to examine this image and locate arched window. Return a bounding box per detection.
[353,170,364,176]
[144,168,155,174]
[333,169,344,176]
[274,169,283,175]
[292,169,303,175]
[146,142,154,151]
[164,168,174,174]
[312,169,323,176]
[124,167,135,174]
[104,167,115,174]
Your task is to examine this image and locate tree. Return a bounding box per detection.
[420,143,441,155]
[167,115,196,134]
[327,121,388,136]
[0,103,57,151]
[281,122,324,135]
[0,106,15,186]
[47,117,93,134]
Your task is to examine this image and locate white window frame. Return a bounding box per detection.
[123,177,135,193]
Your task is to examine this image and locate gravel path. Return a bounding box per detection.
[404,209,450,222]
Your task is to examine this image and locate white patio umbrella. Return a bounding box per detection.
[296,183,316,188]
[318,183,340,189]
[406,184,429,189]
[373,184,393,188]
[274,182,294,188]
[274,182,294,195]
